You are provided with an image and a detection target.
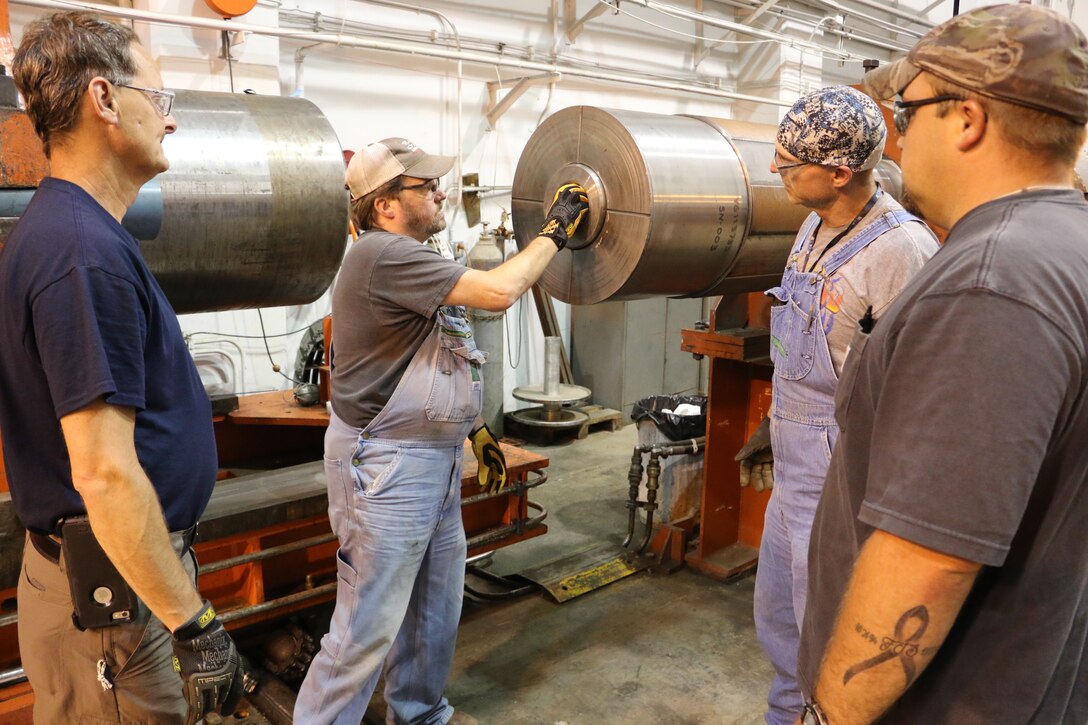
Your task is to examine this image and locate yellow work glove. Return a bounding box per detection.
[538,183,590,250]
[470,423,508,494]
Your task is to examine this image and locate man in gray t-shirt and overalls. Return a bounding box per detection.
[734,87,938,725]
[294,138,588,724]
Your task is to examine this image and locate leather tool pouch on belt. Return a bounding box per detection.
[59,516,138,630]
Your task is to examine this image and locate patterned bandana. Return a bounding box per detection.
[776,86,887,171]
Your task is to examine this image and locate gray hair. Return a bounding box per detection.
[12,11,139,157]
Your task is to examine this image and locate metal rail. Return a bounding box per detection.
[467,501,548,550]
[218,582,339,625]
[0,469,550,629]
[199,532,340,575]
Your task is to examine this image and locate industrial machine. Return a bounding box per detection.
[511,105,906,579]
[511,105,903,305]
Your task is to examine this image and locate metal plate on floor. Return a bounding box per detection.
[517,542,648,602]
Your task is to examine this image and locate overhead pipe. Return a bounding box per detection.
[701,0,915,53]
[832,0,936,27]
[291,0,910,60]
[10,0,795,108]
[625,0,860,59]
[804,0,929,38]
[709,0,934,30]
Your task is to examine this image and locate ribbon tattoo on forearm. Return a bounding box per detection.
[843,605,929,686]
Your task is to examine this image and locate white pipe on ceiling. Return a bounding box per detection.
[837,0,936,27]
[705,0,920,49]
[9,0,797,108]
[627,0,860,59]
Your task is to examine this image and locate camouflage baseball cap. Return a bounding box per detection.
[865,4,1088,125]
[777,86,887,171]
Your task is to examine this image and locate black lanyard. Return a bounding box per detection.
[803,189,881,273]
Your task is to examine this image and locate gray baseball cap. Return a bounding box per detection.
[345,137,455,199]
[865,4,1088,124]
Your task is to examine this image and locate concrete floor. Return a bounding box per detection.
[443,424,772,725]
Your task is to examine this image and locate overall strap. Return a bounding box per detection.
[792,212,823,256]
[821,209,920,277]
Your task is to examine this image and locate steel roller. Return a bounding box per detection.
[511,106,903,305]
[141,90,349,313]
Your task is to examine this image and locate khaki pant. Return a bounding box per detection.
[18,531,195,724]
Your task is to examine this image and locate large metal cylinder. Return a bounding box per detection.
[511,106,902,305]
[141,90,349,314]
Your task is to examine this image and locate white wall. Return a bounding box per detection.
[7,0,1085,409]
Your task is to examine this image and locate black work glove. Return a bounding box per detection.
[470,422,508,494]
[539,183,590,250]
[171,600,246,725]
[735,416,774,492]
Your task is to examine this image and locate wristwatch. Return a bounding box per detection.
[801,701,829,725]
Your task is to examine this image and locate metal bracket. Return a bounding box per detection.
[484,72,561,129]
[564,0,614,43]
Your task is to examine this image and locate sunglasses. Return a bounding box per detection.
[118,83,175,117]
[892,95,963,135]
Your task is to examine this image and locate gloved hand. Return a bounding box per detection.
[538,183,590,250]
[470,423,508,494]
[171,600,246,725]
[735,416,774,492]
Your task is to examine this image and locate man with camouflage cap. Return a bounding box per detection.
[735,85,937,725]
[796,5,1088,724]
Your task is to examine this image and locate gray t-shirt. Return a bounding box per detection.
[330,230,467,427]
[799,189,1088,723]
[798,192,939,375]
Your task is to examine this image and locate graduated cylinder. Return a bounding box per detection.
[511,106,903,305]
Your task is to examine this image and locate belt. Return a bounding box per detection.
[29,525,198,566]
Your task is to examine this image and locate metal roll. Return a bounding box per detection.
[141,90,348,314]
[511,106,903,305]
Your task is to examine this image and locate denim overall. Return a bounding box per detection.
[754,207,920,725]
[296,307,486,725]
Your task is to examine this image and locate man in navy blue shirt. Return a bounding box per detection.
[0,12,243,723]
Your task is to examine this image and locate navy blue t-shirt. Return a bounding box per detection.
[0,178,217,533]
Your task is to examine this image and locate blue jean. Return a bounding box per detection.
[754,416,835,725]
[294,420,467,725]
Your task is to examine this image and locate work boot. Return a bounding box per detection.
[446,710,480,725]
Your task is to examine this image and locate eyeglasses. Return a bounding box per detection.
[118,84,175,117]
[772,152,813,172]
[892,95,963,135]
[398,178,441,196]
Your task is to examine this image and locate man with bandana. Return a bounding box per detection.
[734,85,938,725]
